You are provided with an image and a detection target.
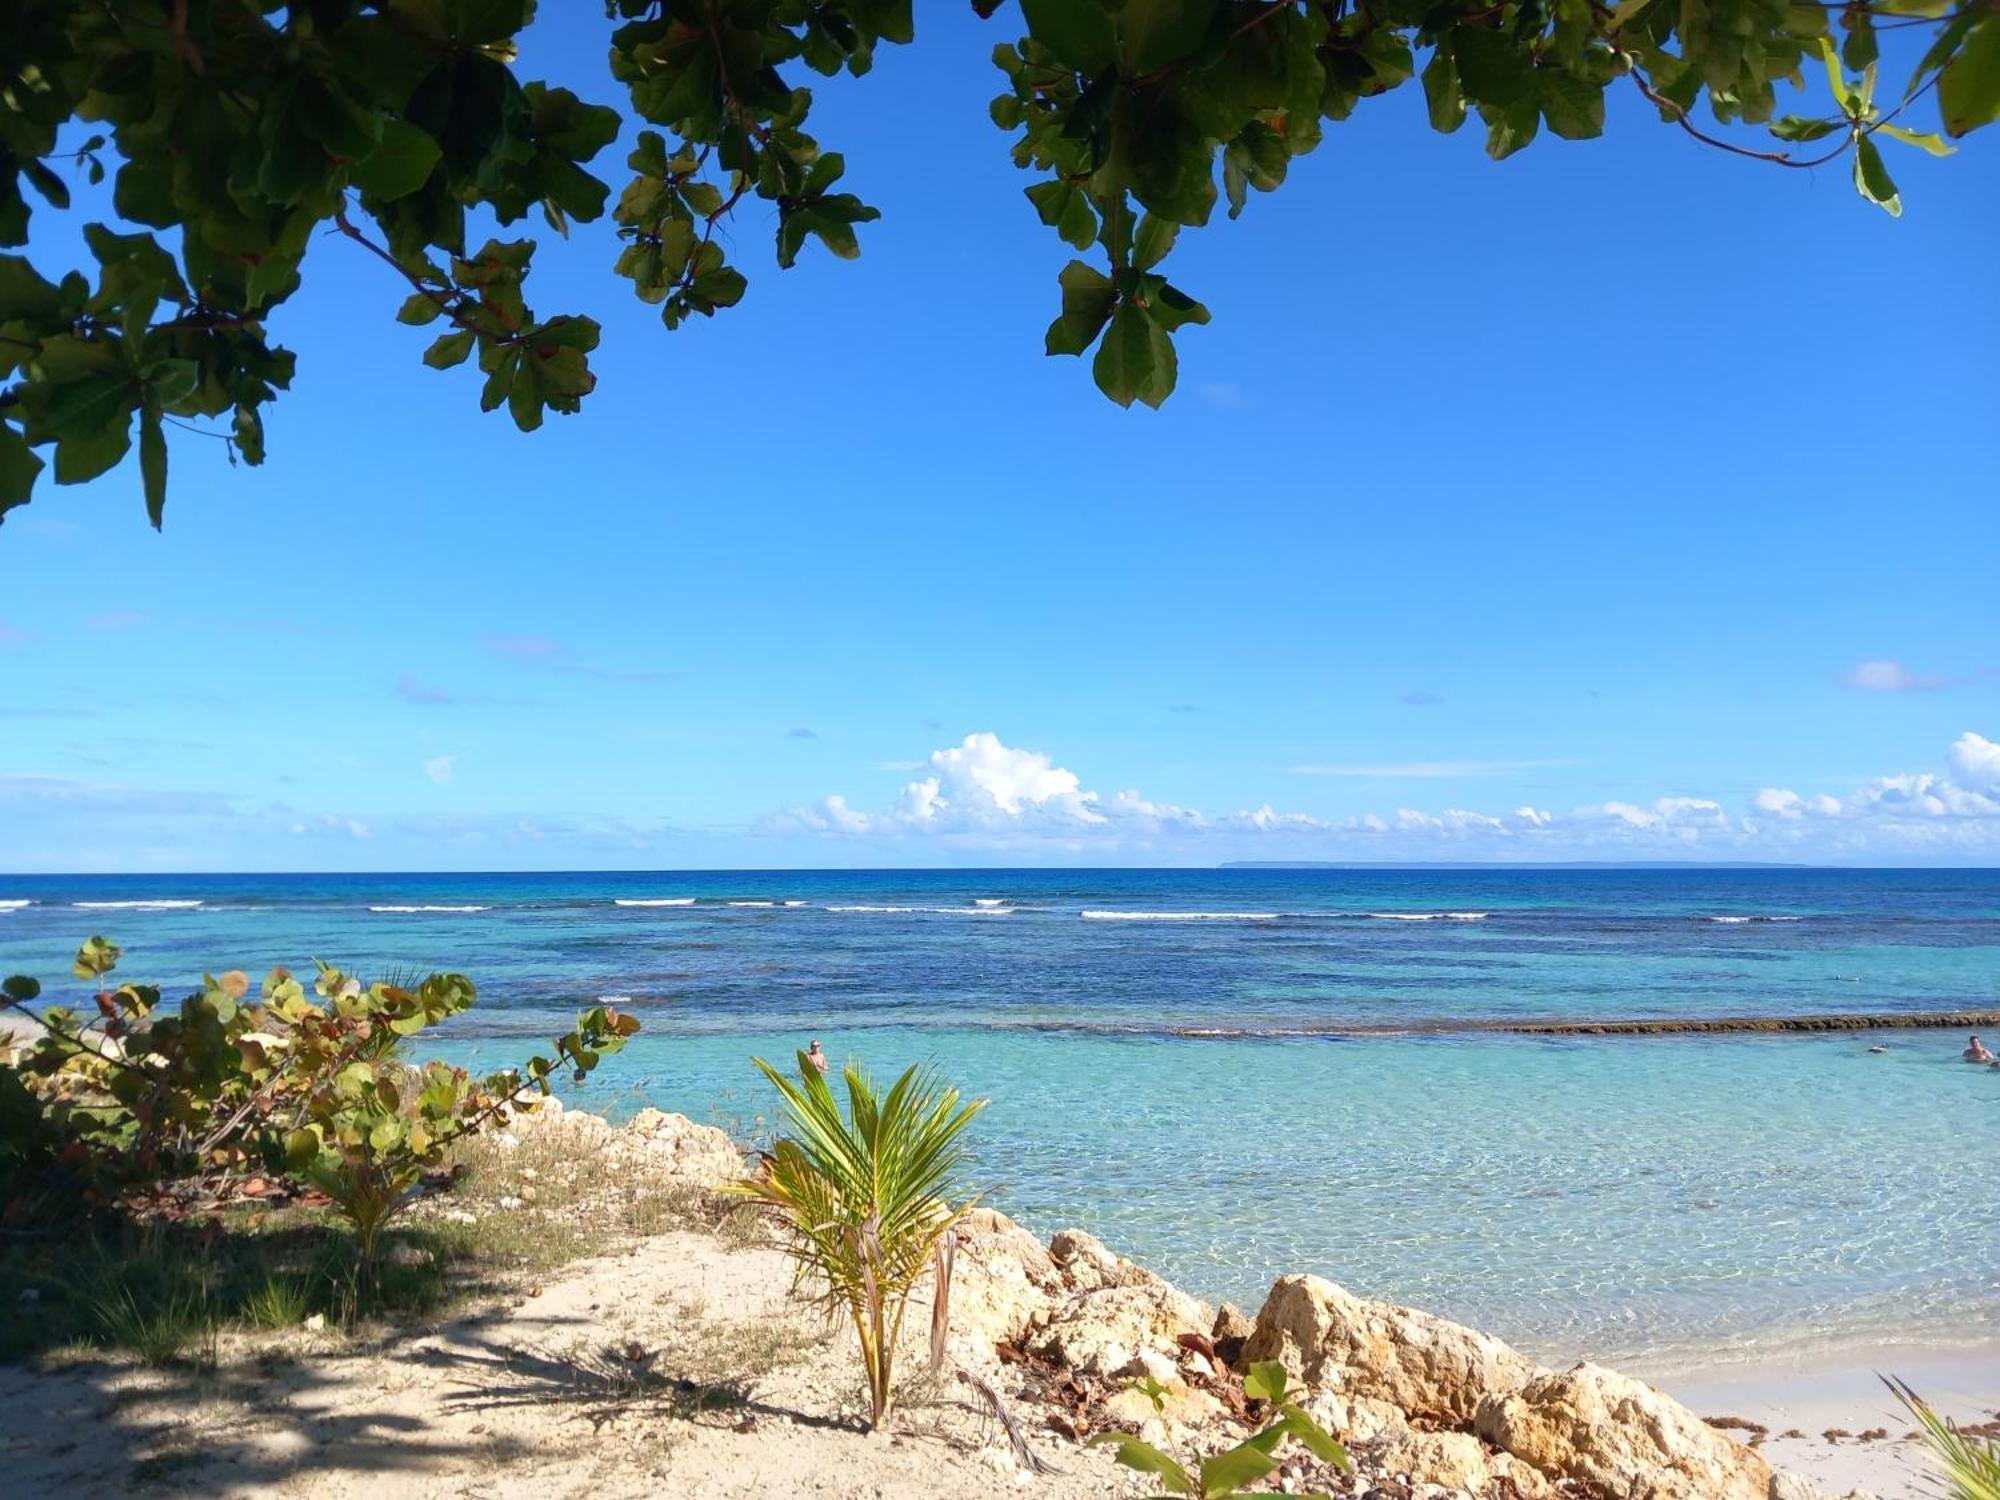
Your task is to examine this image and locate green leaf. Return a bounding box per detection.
[1087,1433,1193,1495]
[1538,71,1605,141]
[398,291,446,325]
[1198,1442,1279,1497]
[352,122,444,201]
[1769,115,1840,142]
[424,330,476,368]
[0,424,44,518]
[1,975,39,1002]
[1819,37,1855,113]
[1092,302,1156,408]
[1273,1405,1352,1470]
[1874,123,1953,156]
[139,406,166,528]
[1119,0,1216,73]
[1133,214,1178,271]
[1022,0,1118,73]
[1423,54,1467,133]
[1243,1360,1290,1403]
[1454,28,1536,109]
[1045,259,1116,357]
[1939,14,2000,138]
[1851,133,1901,215]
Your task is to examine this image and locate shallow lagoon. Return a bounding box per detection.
[3,866,1996,1367]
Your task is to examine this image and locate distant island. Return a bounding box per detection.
[1218,860,1814,870]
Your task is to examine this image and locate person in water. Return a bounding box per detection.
[807,1039,830,1074]
[1964,1034,1995,1063]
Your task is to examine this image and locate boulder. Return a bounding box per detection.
[620,1108,745,1187]
[947,1208,1065,1357]
[1241,1274,1543,1424]
[1037,1282,1212,1377]
[1474,1362,1774,1500]
[1377,1431,1553,1498]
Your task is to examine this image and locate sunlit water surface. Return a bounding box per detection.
[3,867,1995,1367]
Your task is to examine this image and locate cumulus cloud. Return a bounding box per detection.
[776,729,2000,860]
[1948,731,2000,790]
[1843,659,1946,692]
[423,755,456,786]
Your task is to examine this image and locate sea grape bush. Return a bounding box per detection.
[0,936,639,1258]
[1094,1359,1352,1499]
[2,1,1992,525]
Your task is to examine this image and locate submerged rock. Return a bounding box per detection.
[1475,1362,1773,1500]
[1241,1273,1544,1424]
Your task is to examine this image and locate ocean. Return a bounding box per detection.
[3,866,1996,1371]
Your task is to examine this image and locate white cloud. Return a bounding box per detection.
[776,728,2000,861]
[423,755,456,786]
[1843,659,1945,692]
[1948,731,2000,791]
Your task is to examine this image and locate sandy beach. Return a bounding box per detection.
[5,1101,1990,1499]
[1658,1345,2000,1497]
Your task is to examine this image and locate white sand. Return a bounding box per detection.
[1646,1342,2000,1497]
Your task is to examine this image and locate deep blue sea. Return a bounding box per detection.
[3,867,1997,1370]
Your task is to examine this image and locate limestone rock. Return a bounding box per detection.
[1242,1274,1543,1424]
[622,1108,745,1186]
[1030,1228,1213,1377]
[1212,1301,1254,1369]
[1037,1282,1210,1376]
[1377,1431,1553,1498]
[1475,1362,1774,1500]
[948,1208,1065,1357]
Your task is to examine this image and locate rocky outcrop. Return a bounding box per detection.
[618,1106,746,1187]
[1475,1362,1774,1500]
[1035,1229,1214,1377]
[1241,1273,1545,1425]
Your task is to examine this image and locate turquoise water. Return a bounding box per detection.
[2,867,1997,1366]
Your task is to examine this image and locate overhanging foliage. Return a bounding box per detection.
[1,1,1989,527]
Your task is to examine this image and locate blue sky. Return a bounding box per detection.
[2,7,1996,872]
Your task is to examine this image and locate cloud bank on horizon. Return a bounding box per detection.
[774,730,2000,860]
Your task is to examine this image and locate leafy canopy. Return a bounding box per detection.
[1,0,1987,527]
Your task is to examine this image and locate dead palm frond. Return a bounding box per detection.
[732,1052,986,1429]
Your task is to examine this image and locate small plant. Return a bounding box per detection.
[1093,1360,1352,1499]
[1892,1377,2000,1500]
[242,1275,312,1330]
[89,1283,216,1369]
[731,1051,986,1430]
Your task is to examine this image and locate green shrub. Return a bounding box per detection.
[731,1052,985,1430]
[1,937,640,1263]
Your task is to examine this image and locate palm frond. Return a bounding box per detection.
[735,1051,986,1428]
[1889,1377,2000,1500]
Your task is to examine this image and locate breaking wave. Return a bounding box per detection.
[72,899,203,910]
